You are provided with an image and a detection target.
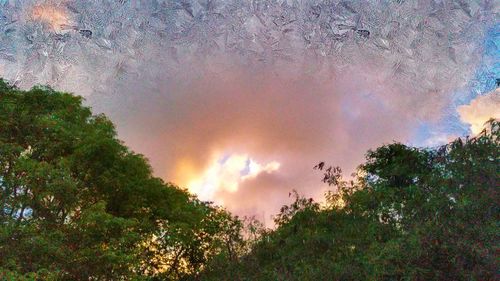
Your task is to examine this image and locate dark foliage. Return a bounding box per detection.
[0,80,242,280]
[198,121,499,281]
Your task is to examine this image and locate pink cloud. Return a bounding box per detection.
[107,62,436,224]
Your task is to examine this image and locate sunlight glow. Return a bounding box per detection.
[458,89,500,135]
[30,4,72,32]
[183,153,280,201]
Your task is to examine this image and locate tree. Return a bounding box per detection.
[357,121,499,280]
[199,121,499,281]
[0,79,243,280]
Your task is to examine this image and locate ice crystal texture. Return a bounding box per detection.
[0,0,497,98]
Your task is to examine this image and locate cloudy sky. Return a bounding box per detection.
[0,0,498,223]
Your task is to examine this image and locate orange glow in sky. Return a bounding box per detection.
[175,152,280,203]
[458,89,500,135]
[30,4,72,32]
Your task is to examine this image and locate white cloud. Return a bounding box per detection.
[458,89,500,135]
[185,153,280,202]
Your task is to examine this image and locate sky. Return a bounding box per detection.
[0,0,498,224]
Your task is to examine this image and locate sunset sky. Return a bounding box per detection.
[0,0,498,223]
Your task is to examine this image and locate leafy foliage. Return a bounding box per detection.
[199,121,499,281]
[0,79,243,280]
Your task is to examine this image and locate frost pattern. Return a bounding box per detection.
[0,0,497,99]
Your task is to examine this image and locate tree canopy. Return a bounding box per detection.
[0,80,242,280]
[198,121,499,281]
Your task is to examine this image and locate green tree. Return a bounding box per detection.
[0,79,244,280]
[199,121,499,281]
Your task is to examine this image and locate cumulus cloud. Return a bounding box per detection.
[458,89,500,135]
[184,153,280,201]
